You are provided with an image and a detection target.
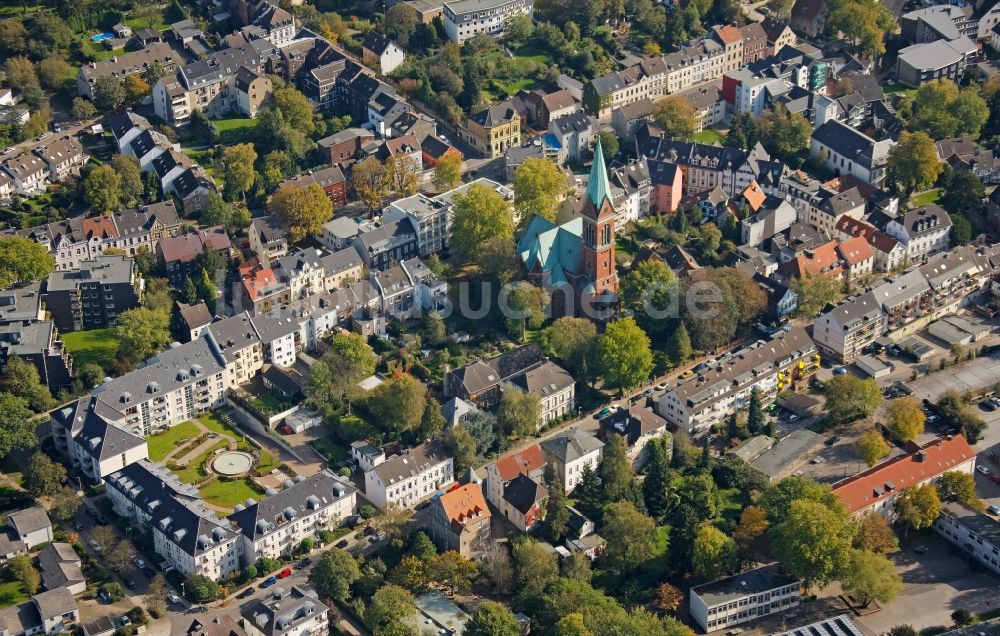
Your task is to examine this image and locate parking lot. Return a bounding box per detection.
[907,353,1000,402]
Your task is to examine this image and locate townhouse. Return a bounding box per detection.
[934,502,1000,575]
[810,120,894,186]
[918,245,988,316]
[540,428,604,493]
[363,440,454,509]
[523,88,579,128]
[835,215,907,273]
[690,564,801,633]
[484,445,546,527]
[465,100,521,159]
[320,247,365,291]
[156,226,233,285]
[445,344,552,410]
[44,255,142,332]
[427,483,492,557]
[250,309,300,369]
[2,152,49,195]
[352,216,419,271]
[657,327,818,432]
[663,40,725,94]
[228,470,357,564]
[832,436,976,518]
[597,405,671,469]
[608,157,652,225]
[34,136,88,182]
[873,268,935,335]
[812,290,885,362]
[242,586,329,636]
[241,265,290,315]
[272,250,326,300]
[584,56,668,121]
[504,359,576,425]
[249,216,289,263]
[49,396,149,482]
[176,301,213,342]
[442,0,534,43]
[280,165,348,208]
[884,205,952,262]
[207,312,265,389]
[383,194,452,257]
[640,135,778,198]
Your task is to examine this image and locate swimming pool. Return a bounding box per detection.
[91,32,115,42]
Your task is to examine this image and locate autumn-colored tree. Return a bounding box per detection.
[267,183,332,243]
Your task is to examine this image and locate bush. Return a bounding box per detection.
[100,582,125,602]
[258,557,281,574]
[184,575,222,602]
[952,609,974,627]
[126,607,148,626]
[318,530,335,544]
[360,505,376,519]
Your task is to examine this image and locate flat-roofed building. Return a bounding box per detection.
[689,563,801,632]
[442,0,533,43]
[934,502,1000,575]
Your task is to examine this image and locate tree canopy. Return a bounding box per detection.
[452,182,515,262]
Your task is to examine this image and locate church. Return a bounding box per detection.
[517,138,619,318]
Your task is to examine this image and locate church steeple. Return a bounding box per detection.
[586,137,611,213]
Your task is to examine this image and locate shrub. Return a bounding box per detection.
[126,607,148,626]
[100,582,125,602]
[318,530,335,544]
[360,505,376,519]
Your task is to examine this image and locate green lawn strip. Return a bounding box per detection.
[61,328,122,370]
[312,437,349,463]
[199,412,242,437]
[147,420,202,461]
[122,16,173,31]
[0,580,29,608]
[719,488,743,526]
[694,129,727,145]
[200,478,265,508]
[173,440,228,484]
[910,189,942,207]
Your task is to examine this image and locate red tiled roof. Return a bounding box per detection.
[494,444,545,482]
[440,483,490,526]
[157,233,204,264]
[832,436,976,514]
[836,216,878,241]
[837,236,874,266]
[789,240,843,278]
[197,225,232,252]
[714,24,743,45]
[743,180,766,212]
[83,215,119,240]
[243,267,281,301]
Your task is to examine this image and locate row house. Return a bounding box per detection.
[442,0,534,43]
[248,216,289,263]
[77,43,182,99]
[504,359,576,426]
[383,194,452,257]
[810,119,894,186]
[49,396,149,483]
[640,135,777,198]
[44,255,142,332]
[547,110,597,164]
[1,152,49,196]
[242,586,330,636]
[273,249,326,300]
[207,311,266,389]
[34,136,89,182]
[663,40,725,94]
[584,56,668,121]
[760,17,797,56]
[280,165,348,208]
[351,216,419,271]
[609,157,652,225]
[657,327,818,433]
[363,440,454,509]
[371,258,448,319]
[883,205,952,262]
[917,245,989,316]
[156,226,233,285]
[241,264,290,315]
[835,215,907,273]
[872,268,934,335]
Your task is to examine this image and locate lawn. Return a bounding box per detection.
[199,412,278,474]
[0,580,29,609]
[719,488,744,526]
[312,437,349,463]
[884,83,918,99]
[199,412,242,438]
[147,420,202,462]
[694,129,727,145]
[123,16,173,31]
[200,478,264,508]
[62,328,122,370]
[910,189,942,207]
[214,117,259,143]
[252,392,291,415]
[174,440,228,484]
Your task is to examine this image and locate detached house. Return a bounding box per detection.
[540,428,604,493]
[466,100,521,159]
[427,483,492,558]
[35,136,88,181]
[810,120,894,186]
[598,405,671,469]
[362,32,406,74]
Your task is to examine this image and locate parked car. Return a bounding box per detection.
[95,516,109,526]
[987,504,1000,515]
[825,435,841,446]
[989,474,1000,484]
[295,558,312,570]
[2,146,14,154]
[977,466,992,476]
[833,367,848,375]
[679,369,695,379]
[134,558,146,570]
[124,579,136,590]
[656,381,668,390]
[237,588,254,599]
[168,594,182,604]
[277,567,293,579]
[88,540,102,553]
[979,400,996,412]
[335,539,349,549]
[260,576,277,589]
[85,508,97,518]
[595,407,611,419]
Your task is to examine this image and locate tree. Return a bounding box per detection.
[0,236,54,288]
[93,75,126,111]
[595,317,654,392]
[554,614,592,636]
[514,157,567,223]
[107,541,137,574]
[841,549,903,607]
[791,273,843,317]
[769,499,853,589]
[886,397,925,442]
[146,574,168,618]
[452,182,514,262]
[667,322,693,366]
[443,425,477,470]
[824,375,882,423]
[49,487,81,524]
[142,60,168,86]
[936,471,981,510]
[309,548,360,602]
[115,307,171,362]
[502,12,533,46]
[365,584,417,635]
[652,95,698,141]
[22,452,65,497]
[261,150,291,191]
[71,97,97,120]
[952,610,975,627]
[561,549,592,583]
[910,80,989,140]
[6,556,40,594]
[384,3,420,47]
[853,511,899,554]
[189,110,220,145]
[36,57,72,91]
[643,437,676,522]
[268,183,332,243]
[433,152,462,192]
[655,582,684,613]
[480,542,513,597]
[759,476,844,523]
[419,398,447,439]
[353,157,388,210]
[371,504,414,550]
[222,144,257,200]
[601,501,657,571]
[747,386,765,435]
[758,104,811,159]
[1,356,53,412]
[683,267,767,350]
[889,627,918,636]
[503,281,545,339]
[200,190,232,228]
[598,131,619,161]
[386,154,421,197]
[854,429,891,467]
[887,131,942,196]
[198,268,218,313]
[123,73,151,104]
[431,551,478,595]
[0,393,37,456]
[691,523,738,580]
[894,484,941,534]
[620,259,677,335]
[599,435,641,505]
[939,170,986,217]
[111,154,143,209]
[465,600,521,636]
[365,375,427,435]
[497,387,540,438]
[766,0,793,17]
[512,539,559,599]
[83,164,122,213]
[270,86,315,134]
[733,505,769,555]
[539,317,597,376]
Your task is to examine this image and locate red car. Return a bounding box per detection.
[990,474,1000,485]
[277,567,293,579]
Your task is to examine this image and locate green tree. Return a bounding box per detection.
[6,556,40,594]
[270,86,315,134]
[600,501,657,571]
[691,523,738,580]
[309,548,361,602]
[268,183,332,243]
[497,387,540,438]
[386,154,421,197]
[824,375,883,423]
[554,613,592,636]
[222,143,257,200]
[667,322,693,366]
[111,154,143,209]
[560,549,592,584]
[452,182,515,262]
[642,437,675,522]
[83,164,122,213]
[513,157,567,223]
[598,130,619,161]
[791,273,843,317]
[22,452,65,497]
[595,317,654,392]
[443,425,477,470]
[841,549,903,607]
[599,435,641,505]
[432,152,462,192]
[146,574,168,618]
[887,131,942,196]
[512,539,559,599]
[503,281,545,340]
[198,268,218,313]
[465,600,521,636]
[652,95,698,141]
[620,259,678,335]
[419,398,447,439]
[141,60,167,86]
[539,317,597,376]
[936,471,981,510]
[886,396,925,442]
[747,386,765,435]
[71,97,97,120]
[49,486,81,524]
[939,170,986,217]
[353,157,388,211]
[200,190,232,228]
[365,375,427,435]
[0,236,54,288]
[894,484,941,534]
[854,429,891,467]
[909,80,989,139]
[769,499,853,590]
[853,511,899,554]
[758,104,811,159]
[682,267,767,350]
[384,3,420,47]
[759,476,844,523]
[0,393,38,456]
[889,627,918,636]
[92,75,125,111]
[0,356,53,412]
[35,57,71,91]
[502,12,533,46]
[365,585,416,636]
[114,307,171,363]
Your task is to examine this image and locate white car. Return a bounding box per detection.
[134,558,146,569]
[168,594,182,604]
[977,465,991,476]
[2,147,13,154]
[988,504,1000,515]
[88,540,102,553]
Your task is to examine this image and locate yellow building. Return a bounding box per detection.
[465,100,521,159]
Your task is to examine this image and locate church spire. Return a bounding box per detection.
[587,137,611,210]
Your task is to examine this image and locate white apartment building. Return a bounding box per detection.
[934,502,1000,575]
[50,396,150,483]
[885,205,952,262]
[251,310,300,369]
[539,428,604,492]
[363,441,454,509]
[812,291,886,363]
[657,328,818,433]
[242,586,329,636]
[207,312,265,389]
[690,564,801,633]
[443,0,533,43]
[384,194,452,257]
[273,250,326,300]
[228,470,357,564]
[504,360,576,425]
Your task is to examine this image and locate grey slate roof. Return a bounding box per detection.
[32,587,76,620]
[241,585,327,636]
[368,441,450,488]
[46,255,134,292]
[540,429,604,463]
[8,507,50,535]
[503,474,547,515]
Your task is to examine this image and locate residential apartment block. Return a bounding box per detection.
[465,100,522,158]
[49,396,149,483]
[690,564,801,633]
[44,255,141,332]
[442,0,533,43]
[540,428,604,493]
[77,43,182,99]
[812,290,885,362]
[363,440,454,508]
[427,483,492,557]
[242,586,329,636]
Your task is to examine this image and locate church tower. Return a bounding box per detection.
[580,137,618,297]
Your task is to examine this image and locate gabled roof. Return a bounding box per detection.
[503,474,547,514]
[494,444,545,482]
[832,436,975,513]
[176,300,214,332]
[438,483,489,526]
[469,100,519,127]
[363,31,398,56]
[540,428,604,463]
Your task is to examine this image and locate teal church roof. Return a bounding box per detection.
[516,216,584,288]
[587,137,611,210]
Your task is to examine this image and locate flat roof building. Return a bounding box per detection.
[690,563,801,632]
